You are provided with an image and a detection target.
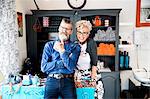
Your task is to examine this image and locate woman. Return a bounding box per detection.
[74,20,104,99]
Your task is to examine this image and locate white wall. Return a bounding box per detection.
[16,0,150,90]
[15,0,27,66]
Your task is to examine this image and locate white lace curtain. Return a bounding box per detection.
[0,0,20,83]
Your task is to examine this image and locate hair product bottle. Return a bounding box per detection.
[119,51,124,69]
[125,52,129,69]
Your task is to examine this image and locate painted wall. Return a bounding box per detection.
[0,0,20,83]
[15,0,150,90]
[15,0,27,66]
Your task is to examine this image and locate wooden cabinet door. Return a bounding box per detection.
[101,72,120,99]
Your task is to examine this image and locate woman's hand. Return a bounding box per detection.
[90,66,97,87]
[75,81,83,88]
[89,79,97,87]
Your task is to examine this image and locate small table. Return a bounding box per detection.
[1,85,45,99]
[0,84,95,99]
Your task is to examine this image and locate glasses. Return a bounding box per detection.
[60,26,72,31]
[77,31,90,36]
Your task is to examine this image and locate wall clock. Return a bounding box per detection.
[67,0,87,9]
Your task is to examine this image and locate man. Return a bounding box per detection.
[41,18,80,99]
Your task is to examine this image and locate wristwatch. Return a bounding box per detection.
[67,0,87,9]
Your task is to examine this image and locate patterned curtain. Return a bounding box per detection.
[0,0,20,83]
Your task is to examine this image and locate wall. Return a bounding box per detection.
[15,0,27,66]
[16,0,150,90]
[0,0,20,83]
[18,0,138,65]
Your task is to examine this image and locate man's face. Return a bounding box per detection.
[58,21,72,41]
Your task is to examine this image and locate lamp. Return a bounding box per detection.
[33,0,40,10]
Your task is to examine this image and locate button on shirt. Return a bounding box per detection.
[41,40,81,75]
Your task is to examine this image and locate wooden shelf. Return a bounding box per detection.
[119,44,135,48]
[96,41,116,43]
[93,26,115,28]
[98,55,115,57]
[37,40,49,43]
[119,67,132,70]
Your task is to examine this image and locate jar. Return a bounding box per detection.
[92,16,102,26]
[104,19,109,26]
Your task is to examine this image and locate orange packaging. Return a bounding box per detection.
[92,16,101,26]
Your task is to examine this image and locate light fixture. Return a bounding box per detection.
[33,0,39,10]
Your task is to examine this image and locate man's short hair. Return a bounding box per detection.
[62,18,72,24]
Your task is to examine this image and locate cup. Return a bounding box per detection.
[100,62,104,69]
[32,75,39,85]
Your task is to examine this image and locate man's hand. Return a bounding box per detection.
[53,41,65,53]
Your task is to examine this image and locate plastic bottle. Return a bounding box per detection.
[105,19,109,26]
[119,51,124,69]
[125,52,129,69]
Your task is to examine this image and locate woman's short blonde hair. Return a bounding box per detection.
[76,20,92,32]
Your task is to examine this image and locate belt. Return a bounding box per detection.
[48,74,74,79]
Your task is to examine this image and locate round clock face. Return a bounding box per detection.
[67,0,87,9]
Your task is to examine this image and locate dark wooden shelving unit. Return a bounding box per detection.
[26,9,121,99]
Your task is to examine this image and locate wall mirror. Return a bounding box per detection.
[136,0,150,27]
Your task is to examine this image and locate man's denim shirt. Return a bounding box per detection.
[41,40,81,75]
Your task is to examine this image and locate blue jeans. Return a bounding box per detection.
[44,77,77,99]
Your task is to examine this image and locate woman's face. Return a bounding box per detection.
[77,26,90,43]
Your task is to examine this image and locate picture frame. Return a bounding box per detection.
[17,12,23,37]
[136,0,150,27]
